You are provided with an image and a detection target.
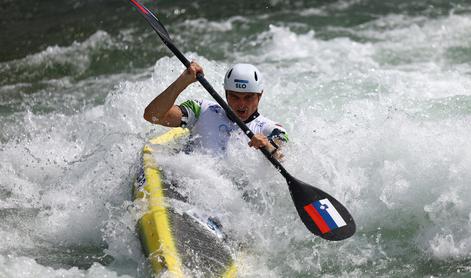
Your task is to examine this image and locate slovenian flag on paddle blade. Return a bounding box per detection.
[304,198,347,234]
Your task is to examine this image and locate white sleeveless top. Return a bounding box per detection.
[179,99,288,154]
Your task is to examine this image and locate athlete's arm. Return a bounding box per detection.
[270,138,285,160]
[249,133,286,160]
[143,62,203,127]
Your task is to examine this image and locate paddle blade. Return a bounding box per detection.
[128,0,171,41]
[287,176,356,241]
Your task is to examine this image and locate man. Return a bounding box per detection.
[143,62,288,158]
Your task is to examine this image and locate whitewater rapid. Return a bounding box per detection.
[1,5,471,277]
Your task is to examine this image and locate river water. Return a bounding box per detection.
[1,0,471,277]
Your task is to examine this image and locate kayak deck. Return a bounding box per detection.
[133,128,237,277]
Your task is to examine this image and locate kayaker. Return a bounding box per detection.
[143,61,288,159]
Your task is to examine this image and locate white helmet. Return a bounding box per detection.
[224,63,263,93]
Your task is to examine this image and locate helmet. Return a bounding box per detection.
[223,63,263,93]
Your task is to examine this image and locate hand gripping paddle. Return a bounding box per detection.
[128,0,356,241]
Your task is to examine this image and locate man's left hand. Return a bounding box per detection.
[248,133,270,149]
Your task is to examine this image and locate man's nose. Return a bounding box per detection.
[236,100,245,107]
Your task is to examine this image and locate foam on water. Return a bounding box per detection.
[152,11,471,276]
[1,5,471,278]
[0,59,164,276]
[0,255,133,278]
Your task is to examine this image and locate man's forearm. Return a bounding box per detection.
[144,62,202,125]
[144,76,189,122]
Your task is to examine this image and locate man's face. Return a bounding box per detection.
[226,90,262,121]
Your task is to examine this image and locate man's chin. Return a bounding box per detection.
[237,113,248,121]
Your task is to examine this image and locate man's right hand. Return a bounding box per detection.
[179,61,204,86]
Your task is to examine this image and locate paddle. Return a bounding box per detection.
[128,0,356,241]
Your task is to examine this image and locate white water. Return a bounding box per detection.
[1,10,471,277]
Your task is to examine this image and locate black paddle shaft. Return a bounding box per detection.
[128,0,356,241]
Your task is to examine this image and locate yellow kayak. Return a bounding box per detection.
[133,127,238,277]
